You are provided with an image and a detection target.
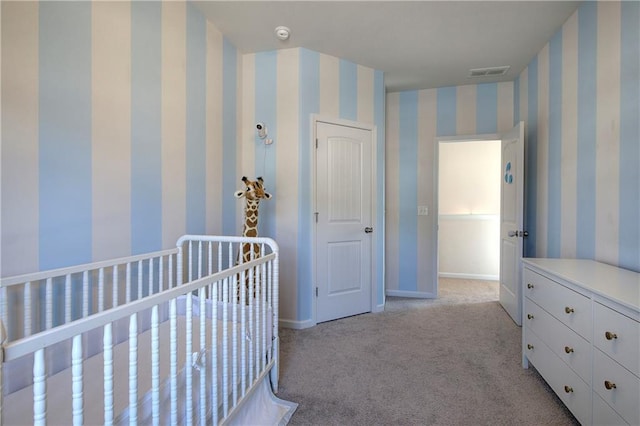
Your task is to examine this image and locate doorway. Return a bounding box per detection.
[436,137,501,294]
[313,118,375,323]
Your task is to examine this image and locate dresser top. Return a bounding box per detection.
[522,258,640,312]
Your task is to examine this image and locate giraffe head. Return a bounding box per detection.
[234,176,272,202]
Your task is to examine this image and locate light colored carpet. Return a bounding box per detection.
[277,278,578,426]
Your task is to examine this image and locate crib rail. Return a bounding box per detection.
[0,248,179,342]
[0,235,279,426]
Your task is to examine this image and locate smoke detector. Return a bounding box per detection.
[274,26,290,41]
[468,66,511,78]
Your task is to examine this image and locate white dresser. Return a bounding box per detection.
[522,258,640,425]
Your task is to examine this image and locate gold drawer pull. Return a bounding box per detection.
[564,385,574,393]
[564,346,574,354]
[605,331,618,340]
[564,307,574,314]
[527,344,534,350]
[527,283,534,289]
[527,314,534,320]
[604,381,617,390]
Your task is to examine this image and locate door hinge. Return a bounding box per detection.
[315,287,318,297]
[315,138,318,148]
[315,212,319,223]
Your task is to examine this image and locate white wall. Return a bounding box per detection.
[438,140,501,279]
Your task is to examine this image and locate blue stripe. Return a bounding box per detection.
[547,31,563,258]
[297,48,319,320]
[398,91,418,291]
[476,83,498,134]
[222,38,237,236]
[131,2,162,255]
[39,2,92,270]
[254,51,278,238]
[374,70,385,305]
[436,87,456,136]
[576,2,597,260]
[339,59,357,121]
[186,5,206,235]
[526,57,538,257]
[514,77,520,125]
[619,1,640,271]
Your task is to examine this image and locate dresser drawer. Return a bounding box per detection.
[594,348,640,426]
[593,393,628,426]
[524,298,591,383]
[594,302,640,377]
[524,269,591,340]
[524,327,591,425]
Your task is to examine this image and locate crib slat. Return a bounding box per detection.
[159,255,164,293]
[128,313,138,425]
[72,334,83,426]
[211,282,219,426]
[241,270,247,395]
[104,323,114,426]
[208,241,213,276]
[170,298,178,425]
[98,268,105,312]
[112,265,118,309]
[188,241,193,282]
[198,241,203,279]
[126,263,132,303]
[1,286,8,341]
[222,277,229,417]
[199,288,206,425]
[83,270,89,319]
[186,290,194,422]
[24,282,32,337]
[33,348,46,426]
[148,258,154,297]
[248,267,254,384]
[232,285,238,405]
[46,278,53,330]
[65,275,72,324]
[151,305,160,425]
[137,260,143,300]
[169,255,174,289]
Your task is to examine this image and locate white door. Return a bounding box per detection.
[500,121,525,325]
[315,121,372,323]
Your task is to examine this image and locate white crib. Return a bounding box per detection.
[0,235,295,425]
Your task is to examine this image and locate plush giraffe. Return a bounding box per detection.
[234,176,271,301]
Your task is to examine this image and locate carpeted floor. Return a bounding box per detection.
[277,278,579,426]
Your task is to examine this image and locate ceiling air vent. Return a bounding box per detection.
[468,66,511,78]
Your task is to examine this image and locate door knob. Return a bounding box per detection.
[364,227,373,233]
[508,230,517,237]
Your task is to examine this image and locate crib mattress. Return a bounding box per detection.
[2,300,273,425]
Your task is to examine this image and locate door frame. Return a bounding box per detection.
[311,114,380,325]
[434,133,502,295]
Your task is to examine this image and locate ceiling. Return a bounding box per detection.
[193,1,581,92]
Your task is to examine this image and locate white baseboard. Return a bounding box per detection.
[439,272,499,281]
[386,290,436,299]
[373,303,385,313]
[279,318,315,329]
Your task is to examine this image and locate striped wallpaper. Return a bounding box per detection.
[386,82,514,296]
[1,1,240,276]
[241,48,385,326]
[2,0,636,324]
[516,1,639,272]
[386,0,639,300]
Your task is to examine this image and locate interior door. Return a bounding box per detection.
[500,121,525,325]
[315,121,372,323]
